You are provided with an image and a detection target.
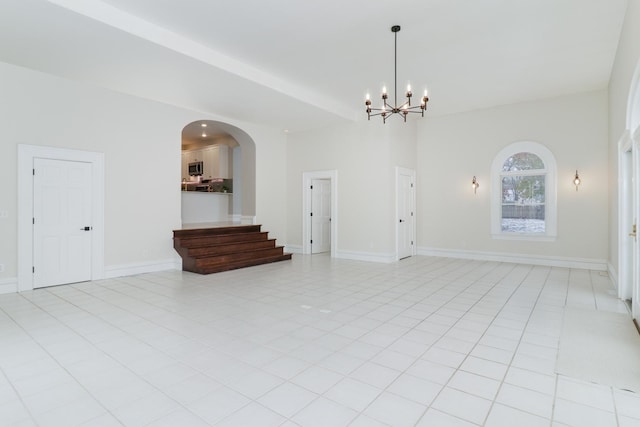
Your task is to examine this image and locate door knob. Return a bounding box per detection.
[80,226,92,231]
[630,224,636,238]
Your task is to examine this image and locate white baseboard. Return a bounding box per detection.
[418,247,608,271]
[335,250,396,264]
[285,244,303,254]
[608,262,618,288]
[104,258,181,279]
[242,215,256,225]
[0,278,18,294]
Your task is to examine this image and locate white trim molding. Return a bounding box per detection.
[335,250,396,264]
[418,247,607,271]
[284,245,303,254]
[229,214,256,224]
[608,262,618,290]
[18,144,105,292]
[617,131,633,300]
[241,215,257,225]
[0,278,18,295]
[104,258,181,279]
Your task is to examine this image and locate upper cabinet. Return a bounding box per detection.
[182,145,229,179]
[202,145,228,179]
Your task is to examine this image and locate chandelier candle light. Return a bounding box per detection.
[365,25,429,123]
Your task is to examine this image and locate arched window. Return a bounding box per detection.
[491,141,557,240]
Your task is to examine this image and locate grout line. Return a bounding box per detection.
[0,256,632,427]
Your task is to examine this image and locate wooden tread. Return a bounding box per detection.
[173,225,291,275]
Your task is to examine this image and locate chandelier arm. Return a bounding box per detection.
[368,105,424,117]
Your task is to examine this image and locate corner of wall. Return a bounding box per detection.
[0,277,18,295]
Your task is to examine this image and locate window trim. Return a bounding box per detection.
[491,141,557,241]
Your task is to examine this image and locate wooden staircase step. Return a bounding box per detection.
[188,239,277,257]
[194,246,287,268]
[195,253,292,274]
[173,225,291,275]
[180,232,269,248]
[174,224,262,239]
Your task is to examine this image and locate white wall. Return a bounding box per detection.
[232,145,243,216]
[417,91,609,267]
[0,61,287,286]
[608,0,640,278]
[255,126,287,240]
[286,118,416,259]
[285,92,609,267]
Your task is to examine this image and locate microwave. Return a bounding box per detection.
[188,161,203,176]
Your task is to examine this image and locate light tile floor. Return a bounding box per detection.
[0,255,639,426]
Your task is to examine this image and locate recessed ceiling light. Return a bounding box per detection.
[202,133,207,138]
[201,123,207,128]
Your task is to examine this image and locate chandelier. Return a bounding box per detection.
[365,25,429,123]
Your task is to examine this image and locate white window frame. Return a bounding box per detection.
[491,141,557,241]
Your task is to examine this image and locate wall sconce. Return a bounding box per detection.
[573,170,581,191]
[471,176,479,194]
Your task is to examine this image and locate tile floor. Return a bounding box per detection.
[0,255,639,426]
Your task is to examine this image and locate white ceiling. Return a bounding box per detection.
[0,0,628,133]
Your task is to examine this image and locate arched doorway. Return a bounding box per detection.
[180,120,256,225]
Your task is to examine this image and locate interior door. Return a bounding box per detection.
[33,158,93,288]
[311,179,331,254]
[633,140,640,319]
[620,145,634,303]
[397,169,415,259]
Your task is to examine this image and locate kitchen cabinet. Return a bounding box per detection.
[201,145,229,179]
[182,150,204,179]
[182,145,229,179]
[185,150,202,163]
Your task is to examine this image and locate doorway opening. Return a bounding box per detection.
[18,145,105,291]
[618,138,634,307]
[180,120,256,226]
[396,167,416,260]
[310,179,331,254]
[618,58,640,320]
[302,170,338,255]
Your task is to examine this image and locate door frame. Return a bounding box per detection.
[619,59,640,319]
[633,135,640,319]
[18,144,105,291]
[395,167,416,260]
[618,133,634,302]
[302,170,338,255]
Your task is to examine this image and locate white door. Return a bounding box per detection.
[633,140,640,319]
[311,179,331,254]
[397,168,415,260]
[619,141,634,303]
[33,158,93,288]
